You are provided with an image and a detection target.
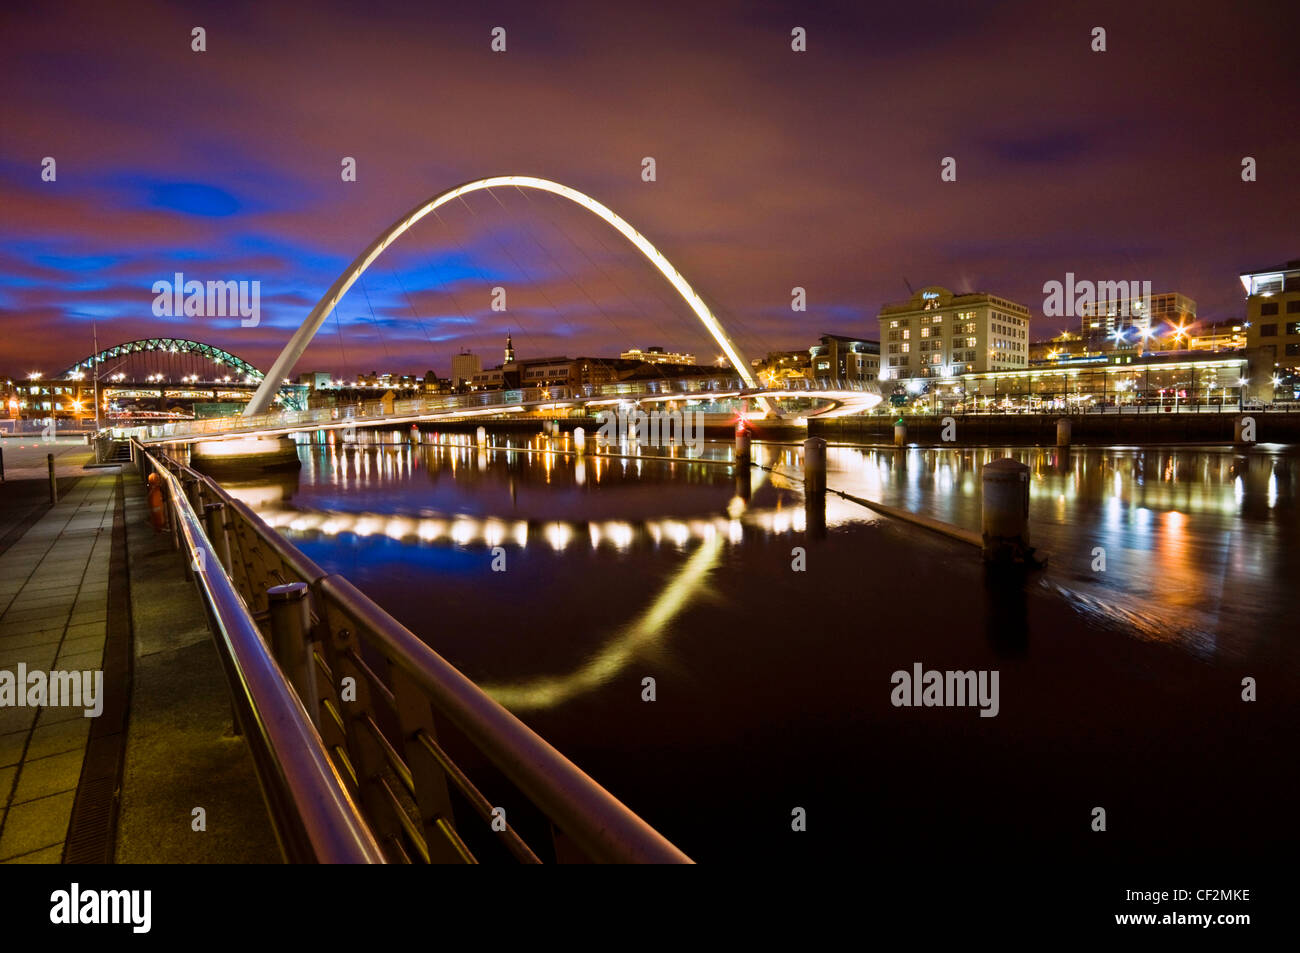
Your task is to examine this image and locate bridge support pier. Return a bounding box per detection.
[191,436,301,474]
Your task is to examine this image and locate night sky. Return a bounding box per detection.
[2,0,1296,379]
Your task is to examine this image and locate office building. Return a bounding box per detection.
[807,334,879,383]
[879,286,1030,379]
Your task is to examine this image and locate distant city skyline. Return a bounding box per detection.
[3,1,1297,379]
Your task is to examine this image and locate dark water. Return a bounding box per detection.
[219,432,1300,863]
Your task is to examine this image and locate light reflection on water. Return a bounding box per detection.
[787,444,1299,661]
[220,436,1300,669]
[211,433,1299,863]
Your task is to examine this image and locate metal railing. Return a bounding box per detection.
[137,443,385,863]
[132,439,692,864]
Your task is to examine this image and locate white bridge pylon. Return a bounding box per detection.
[245,176,762,417]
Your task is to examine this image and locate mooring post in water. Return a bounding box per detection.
[1056,417,1072,448]
[981,457,1042,566]
[735,421,751,465]
[1234,415,1256,446]
[803,436,827,495]
[894,418,907,448]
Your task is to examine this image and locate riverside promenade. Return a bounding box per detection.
[0,440,274,863]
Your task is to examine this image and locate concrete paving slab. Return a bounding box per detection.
[25,718,91,761]
[11,749,83,804]
[0,791,75,860]
[5,844,62,863]
[0,731,25,768]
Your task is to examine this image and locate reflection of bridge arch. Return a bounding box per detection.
[60,338,265,381]
[244,175,761,416]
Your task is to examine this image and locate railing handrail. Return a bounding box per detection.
[137,440,387,864]
[318,569,692,864]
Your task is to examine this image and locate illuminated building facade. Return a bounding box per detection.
[620,347,696,365]
[913,354,1249,414]
[1242,259,1300,399]
[879,286,1030,379]
[807,334,879,383]
[1080,291,1196,352]
[1187,320,1248,352]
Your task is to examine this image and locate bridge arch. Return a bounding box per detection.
[244,175,760,416]
[61,338,265,380]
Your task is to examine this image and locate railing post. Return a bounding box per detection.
[168,479,182,551]
[185,474,204,514]
[267,582,320,727]
[48,453,58,503]
[204,502,233,573]
[390,667,465,863]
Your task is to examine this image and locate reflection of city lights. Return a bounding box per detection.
[545,522,572,550]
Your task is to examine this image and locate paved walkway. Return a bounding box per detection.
[114,470,277,863]
[0,467,117,862]
[0,439,96,545]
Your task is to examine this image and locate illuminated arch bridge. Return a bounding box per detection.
[244,175,777,417]
[60,338,305,411]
